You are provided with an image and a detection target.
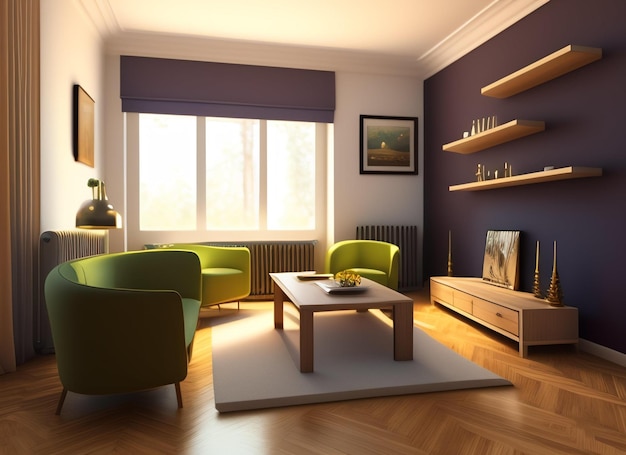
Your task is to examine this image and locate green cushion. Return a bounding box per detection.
[348,268,388,287]
[182,298,202,346]
[203,267,242,276]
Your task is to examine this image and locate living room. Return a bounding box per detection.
[2,0,625,452]
[37,0,624,362]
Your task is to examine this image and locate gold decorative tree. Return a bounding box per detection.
[533,240,542,298]
[546,241,564,306]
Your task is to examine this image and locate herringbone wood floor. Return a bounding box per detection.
[2,288,626,454]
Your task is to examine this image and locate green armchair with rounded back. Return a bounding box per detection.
[154,243,251,310]
[325,240,400,290]
[44,249,202,414]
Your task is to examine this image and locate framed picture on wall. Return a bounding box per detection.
[73,84,95,167]
[359,115,418,175]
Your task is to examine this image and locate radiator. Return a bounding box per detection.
[36,229,107,353]
[205,241,316,297]
[356,225,419,290]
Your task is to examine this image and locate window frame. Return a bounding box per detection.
[125,112,328,250]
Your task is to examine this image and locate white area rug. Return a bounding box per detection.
[211,306,511,412]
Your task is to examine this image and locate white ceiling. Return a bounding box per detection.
[82,0,549,77]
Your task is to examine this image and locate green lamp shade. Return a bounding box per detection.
[76,199,122,229]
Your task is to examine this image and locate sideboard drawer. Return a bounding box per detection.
[453,291,473,313]
[473,298,519,336]
[431,280,453,305]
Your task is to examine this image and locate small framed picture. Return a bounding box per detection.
[73,84,95,167]
[359,115,418,175]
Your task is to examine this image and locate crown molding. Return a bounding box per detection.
[104,32,425,77]
[82,0,549,79]
[416,0,550,79]
[76,0,118,37]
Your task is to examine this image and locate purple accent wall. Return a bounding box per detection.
[424,0,626,354]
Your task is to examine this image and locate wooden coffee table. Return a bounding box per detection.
[270,272,414,373]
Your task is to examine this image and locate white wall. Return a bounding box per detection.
[332,72,423,280]
[102,55,125,251]
[40,0,104,232]
[332,72,423,239]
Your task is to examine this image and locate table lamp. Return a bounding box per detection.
[76,178,122,229]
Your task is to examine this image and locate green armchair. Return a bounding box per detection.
[44,249,202,414]
[325,240,400,290]
[154,243,251,310]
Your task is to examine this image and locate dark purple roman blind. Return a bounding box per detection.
[120,56,335,122]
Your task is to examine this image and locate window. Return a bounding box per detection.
[139,114,197,230]
[266,120,316,230]
[205,117,260,230]
[126,113,327,246]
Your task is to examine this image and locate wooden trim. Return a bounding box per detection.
[481,45,602,98]
[449,166,602,192]
[442,120,544,154]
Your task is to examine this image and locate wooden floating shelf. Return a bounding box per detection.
[481,45,602,99]
[449,166,602,192]
[442,119,545,154]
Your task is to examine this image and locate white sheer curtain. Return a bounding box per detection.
[0,0,40,374]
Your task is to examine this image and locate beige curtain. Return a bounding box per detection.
[0,0,15,375]
[0,0,40,374]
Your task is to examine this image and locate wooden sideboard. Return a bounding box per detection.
[430,276,579,357]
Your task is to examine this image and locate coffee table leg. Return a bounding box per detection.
[393,301,413,361]
[299,310,314,373]
[274,286,285,329]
